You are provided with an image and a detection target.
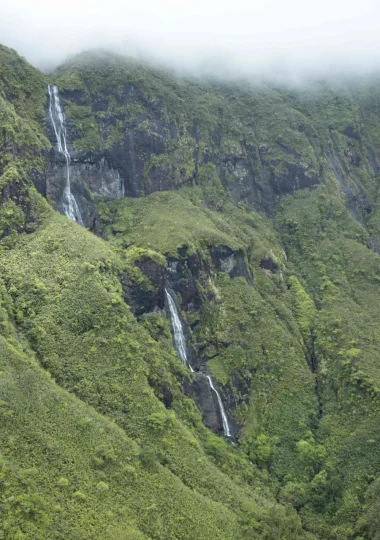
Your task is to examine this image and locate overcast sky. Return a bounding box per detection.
[1,0,380,77]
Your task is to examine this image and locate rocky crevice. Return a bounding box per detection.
[119,244,251,437]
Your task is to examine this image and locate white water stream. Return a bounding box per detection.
[165,288,232,437]
[165,288,194,372]
[48,85,83,225]
[206,375,232,438]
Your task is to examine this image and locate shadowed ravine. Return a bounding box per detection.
[165,288,232,438]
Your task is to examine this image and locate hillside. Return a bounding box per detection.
[1,43,380,538]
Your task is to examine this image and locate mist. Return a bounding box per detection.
[1,0,380,80]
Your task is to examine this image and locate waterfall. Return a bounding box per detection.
[165,287,232,438]
[206,376,232,438]
[47,85,83,226]
[117,171,125,198]
[165,288,194,372]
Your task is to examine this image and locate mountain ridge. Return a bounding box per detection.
[1,42,380,538]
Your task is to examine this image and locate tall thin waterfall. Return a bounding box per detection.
[165,288,194,372]
[117,171,125,198]
[206,376,232,438]
[165,287,232,438]
[47,85,83,225]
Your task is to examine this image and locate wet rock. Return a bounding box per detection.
[184,373,224,434]
[44,149,124,228]
[166,249,204,313]
[219,152,257,208]
[122,243,252,321]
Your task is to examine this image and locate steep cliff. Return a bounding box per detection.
[2,43,380,539]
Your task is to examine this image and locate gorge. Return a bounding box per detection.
[165,287,232,438]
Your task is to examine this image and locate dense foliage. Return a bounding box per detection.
[2,43,380,539]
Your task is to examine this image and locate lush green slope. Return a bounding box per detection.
[100,188,319,483]
[277,187,380,537]
[0,46,307,540]
[1,209,306,539]
[2,43,380,539]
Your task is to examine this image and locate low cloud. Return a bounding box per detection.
[1,0,380,79]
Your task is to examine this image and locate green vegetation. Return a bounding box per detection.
[0,44,48,124]
[2,43,380,539]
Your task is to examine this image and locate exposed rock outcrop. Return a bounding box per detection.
[184,373,225,434]
[120,258,166,316]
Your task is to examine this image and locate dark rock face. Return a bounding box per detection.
[30,168,47,198]
[260,257,278,272]
[120,259,166,316]
[108,124,176,198]
[148,376,173,410]
[44,147,123,229]
[343,125,360,140]
[42,83,327,225]
[184,373,238,437]
[277,143,301,158]
[269,161,319,195]
[118,244,248,436]
[122,243,252,321]
[326,151,371,222]
[184,373,224,434]
[368,148,379,174]
[42,86,187,227]
[210,245,252,282]
[166,249,204,314]
[216,144,320,216]
[220,153,256,206]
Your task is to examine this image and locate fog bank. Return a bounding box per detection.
[1,0,380,78]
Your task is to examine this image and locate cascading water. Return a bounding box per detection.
[117,171,125,198]
[165,287,232,437]
[165,288,194,372]
[206,376,232,438]
[47,85,83,225]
